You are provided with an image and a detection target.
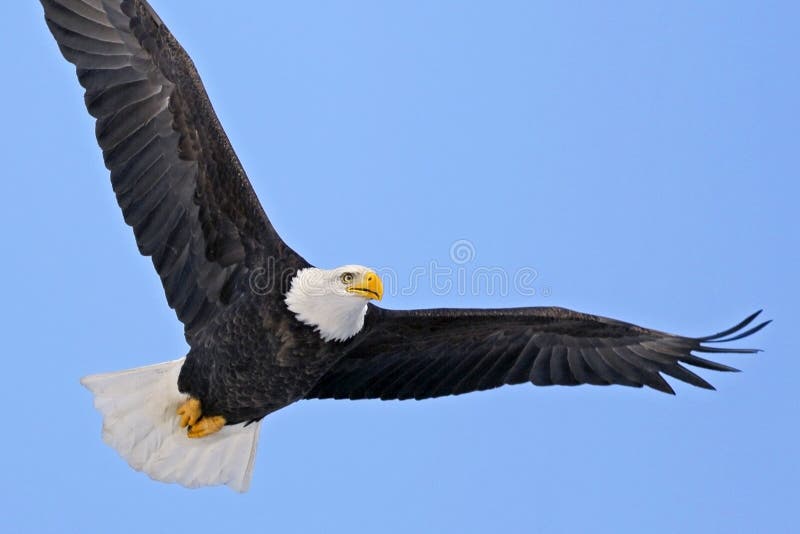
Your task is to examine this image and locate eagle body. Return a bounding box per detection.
[177,293,338,425]
[40,0,769,492]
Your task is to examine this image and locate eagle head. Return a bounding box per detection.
[284,265,384,342]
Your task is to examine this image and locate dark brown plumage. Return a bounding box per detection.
[41,0,334,425]
[43,0,308,336]
[42,0,767,437]
[311,307,768,400]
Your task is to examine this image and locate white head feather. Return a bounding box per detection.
[285,265,383,342]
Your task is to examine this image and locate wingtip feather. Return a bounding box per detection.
[698,310,768,343]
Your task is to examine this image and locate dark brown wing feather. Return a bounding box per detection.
[40,0,309,343]
[307,307,769,400]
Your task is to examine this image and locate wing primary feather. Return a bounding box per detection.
[153,236,189,279]
[97,94,170,152]
[660,364,715,390]
[394,357,444,400]
[505,334,542,384]
[134,193,183,254]
[87,79,162,119]
[642,371,676,395]
[101,113,165,169]
[567,346,605,385]
[55,0,110,26]
[707,320,772,343]
[627,343,678,366]
[412,353,467,399]
[427,344,491,398]
[608,347,673,393]
[381,358,437,400]
[340,351,408,399]
[528,346,552,386]
[46,22,127,55]
[358,357,409,400]
[476,338,529,390]
[77,65,148,93]
[696,310,763,341]
[121,164,174,228]
[108,134,166,193]
[579,347,634,386]
[43,1,122,42]
[452,344,507,394]
[548,345,578,386]
[680,355,740,373]
[595,346,647,385]
[610,346,659,375]
[57,43,133,69]
[116,156,171,208]
[694,346,760,354]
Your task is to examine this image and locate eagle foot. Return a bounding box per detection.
[177,398,202,428]
[187,415,226,438]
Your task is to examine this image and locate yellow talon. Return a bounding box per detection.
[187,415,226,438]
[177,398,202,428]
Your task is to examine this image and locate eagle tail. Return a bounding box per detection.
[80,358,260,492]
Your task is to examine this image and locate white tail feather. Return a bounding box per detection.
[81,358,260,492]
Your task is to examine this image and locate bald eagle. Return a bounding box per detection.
[41,0,768,492]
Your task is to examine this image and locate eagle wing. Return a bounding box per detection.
[41,0,309,343]
[307,307,769,399]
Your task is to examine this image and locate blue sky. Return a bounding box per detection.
[1,1,797,532]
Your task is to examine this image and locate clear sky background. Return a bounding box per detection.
[1,1,796,533]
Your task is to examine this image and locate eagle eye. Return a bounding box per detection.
[340,272,355,284]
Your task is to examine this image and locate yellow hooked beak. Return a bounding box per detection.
[346,271,384,301]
